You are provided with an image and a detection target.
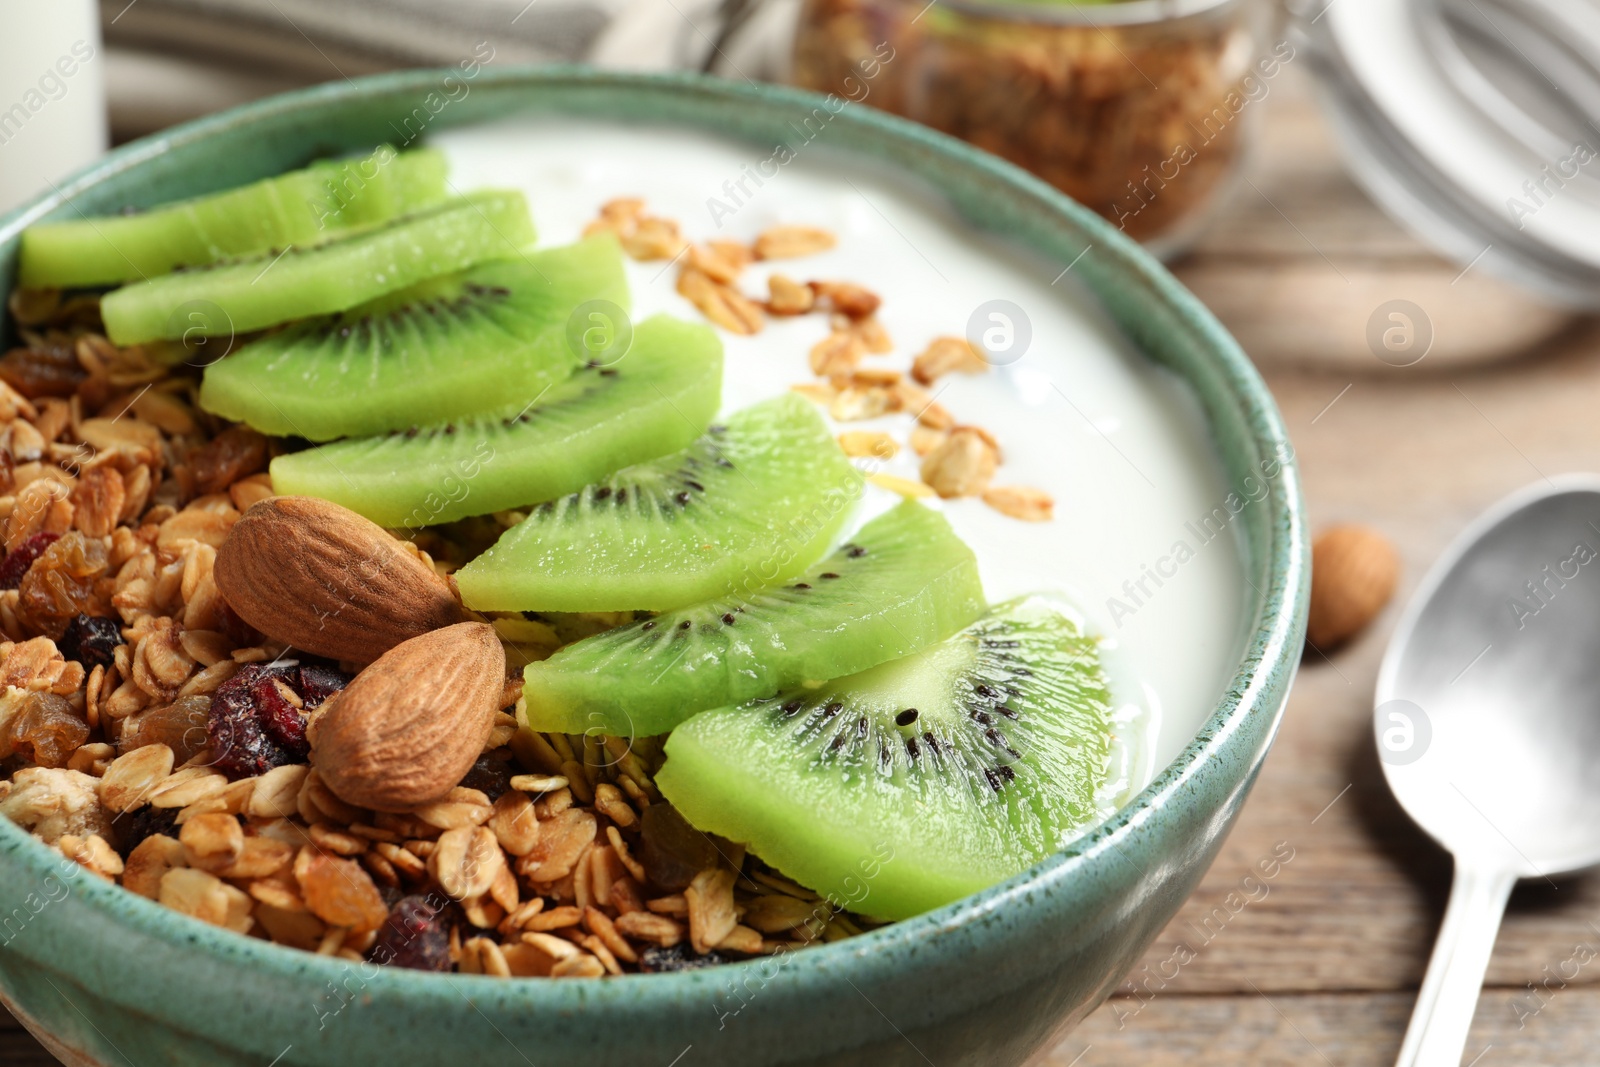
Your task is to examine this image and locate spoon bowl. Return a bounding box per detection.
[1376,475,1600,1066]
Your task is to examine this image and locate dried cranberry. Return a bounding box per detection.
[458,753,514,801]
[369,894,451,972]
[0,532,59,590]
[214,598,259,647]
[252,674,309,759]
[296,664,349,708]
[59,614,123,670]
[638,943,729,973]
[112,805,179,858]
[207,661,352,780]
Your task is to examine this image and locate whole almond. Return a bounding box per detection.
[311,622,503,812]
[1308,524,1400,648]
[215,496,461,664]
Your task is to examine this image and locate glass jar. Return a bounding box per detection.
[792,0,1273,257]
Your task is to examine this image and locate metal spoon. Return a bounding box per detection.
[1375,475,1600,1067]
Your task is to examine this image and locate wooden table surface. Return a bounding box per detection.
[7,54,1600,1067]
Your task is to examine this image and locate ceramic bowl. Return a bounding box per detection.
[0,67,1307,1067]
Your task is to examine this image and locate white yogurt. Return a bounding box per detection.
[432,119,1247,801]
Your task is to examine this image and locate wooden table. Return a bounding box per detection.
[7,56,1600,1067]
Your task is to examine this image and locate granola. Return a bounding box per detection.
[0,289,881,977]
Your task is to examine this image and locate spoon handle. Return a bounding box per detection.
[1394,864,1516,1067]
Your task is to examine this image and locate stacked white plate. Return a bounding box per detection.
[1296,0,1600,308]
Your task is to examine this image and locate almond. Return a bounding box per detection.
[1307,524,1399,648]
[311,622,503,812]
[214,496,461,664]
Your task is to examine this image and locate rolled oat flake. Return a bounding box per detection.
[1295,0,1600,307]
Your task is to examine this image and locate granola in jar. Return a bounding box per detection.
[793,0,1277,253]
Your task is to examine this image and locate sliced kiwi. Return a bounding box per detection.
[455,393,860,613]
[268,314,723,528]
[101,190,535,345]
[19,146,447,289]
[198,234,627,441]
[522,500,986,737]
[656,597,1115,921]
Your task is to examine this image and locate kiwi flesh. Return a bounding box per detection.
[198,234,627,441]
[19,146,447,289]
[101,190,535,345]
[454,393,860,613]
[268,313,723,528]
[656,596,1115,921]
[522,499,986,738]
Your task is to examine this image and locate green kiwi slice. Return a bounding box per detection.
[19,146,447,289]
[197,234,627,441]
[268,314,723,528]
[101,190,535,345]
[521,500,986,737]
[657,597,1115,921]
[454,393,860,613]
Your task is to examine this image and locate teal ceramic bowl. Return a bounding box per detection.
[0,68,1307,1067]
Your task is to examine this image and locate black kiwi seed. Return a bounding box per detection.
[674,491,690,505]
[678,620,692,630]
[685,480,704,492]
[857,716,868,738]
[615,488,628,504]
[895,709,919,727]
[822,702,843,720]
[404,427,419,439]
[595,487,612,500]
[972,710,993,725]
[996,705,1019,719]
[600,369,618,377]
[905,736,920,759]
[820,572,841,580]
[983,765,1017,792]
[974,683,998,699]
[793,583,811,590]
[847,545,867,558]
[721,613,736,626]
[782,700,804,716]
[984,728,1007,747]
[923,732,941,754]
[641,621,655,631]
[829,735,846,751]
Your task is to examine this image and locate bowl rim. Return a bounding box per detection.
[0,64,1306,1011]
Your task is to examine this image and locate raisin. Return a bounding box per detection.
[6,692,88,768]
[59,614,123,670]
[458,753,514,801]
[638,943,729,973]
[0,532,59,590]
[17,532,111,638]
[189,426,268,496]
[112,805,179,858]
[0,332,85,399]
[119,695,211,763]
[370,894,451,972]
[639,803,720,893]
